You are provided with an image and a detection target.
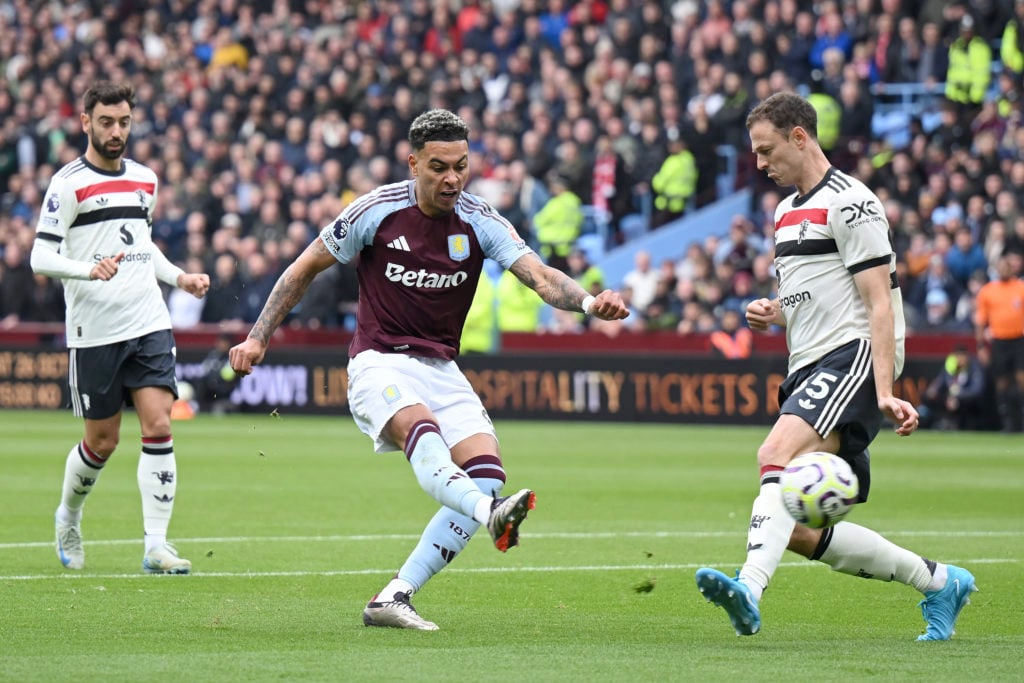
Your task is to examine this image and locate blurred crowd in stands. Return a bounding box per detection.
[1,0,1024,353]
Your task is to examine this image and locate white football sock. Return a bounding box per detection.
[928,563,948,592]
[473,497,492,525]
[138,436,176,553]
[377,578,416,600]
[814,521,938,593]
[58,441,107,523]
[738,480,795,602]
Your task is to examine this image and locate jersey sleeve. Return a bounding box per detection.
[147,173,159,226]
[463,197,533,269]
[151,244,185,286]
[830,186,892,273]
[318,204,377,264]
[35,174,78,243]
[30,174,94,280]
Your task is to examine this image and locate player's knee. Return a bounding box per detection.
[755,442,787,469]
[88,434,119,458]
[787,524,822,558]
[144,417,172,437]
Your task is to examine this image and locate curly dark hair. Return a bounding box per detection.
[408,109,469,151]
[745,92,818,140]
[83,81,136,114]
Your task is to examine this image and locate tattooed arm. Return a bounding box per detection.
[508,253,629,321]
[229,238,338,375]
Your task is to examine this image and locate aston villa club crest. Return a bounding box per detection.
[448,234,469,261]
[382,384,402,404]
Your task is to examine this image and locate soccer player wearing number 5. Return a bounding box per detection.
[229,110,629,630]
[30,82,210,575]
[695,93,976,640]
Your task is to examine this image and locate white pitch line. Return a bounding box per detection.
[0,558,1018,582]
[1,529,1021,551]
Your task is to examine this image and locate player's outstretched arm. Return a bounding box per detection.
[229,238,336,376]
[508,252,629,320]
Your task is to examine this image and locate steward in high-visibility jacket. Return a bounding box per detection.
[807,91,841,151]
[460,272,497,353]
[496,269,544,332]
[651,138,697,227]
[533,173,582,272]
[946,17,992,105]
[1000,7,1024,76]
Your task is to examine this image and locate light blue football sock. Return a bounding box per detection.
[397,456,506,591]
[405,421,489,519]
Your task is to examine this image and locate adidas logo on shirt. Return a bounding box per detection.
[387,236,411,251]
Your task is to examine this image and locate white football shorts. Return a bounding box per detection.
[347,349,496,453]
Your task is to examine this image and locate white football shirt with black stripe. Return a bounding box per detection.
[34,156,171,347]
[772,167,906,376]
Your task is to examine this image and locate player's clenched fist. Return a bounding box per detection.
[178,272,210,298]
[229,338,267,377]
[90,252,125,281]
[588,289,630,321]
[745,297,783,331]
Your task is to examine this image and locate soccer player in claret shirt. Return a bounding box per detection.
[694,92,976,640]
[30,81,210,574]
[230,109,629,630]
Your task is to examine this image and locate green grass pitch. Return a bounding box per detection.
[0,410,1021,682]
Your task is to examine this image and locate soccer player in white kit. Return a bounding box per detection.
[30,82,210,574]
[229,109,629,629]
[694,93,976,640]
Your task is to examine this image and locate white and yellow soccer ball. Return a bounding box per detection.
[780,452,859,528]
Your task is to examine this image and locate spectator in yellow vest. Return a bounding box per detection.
[496,269,544,333]
[946,15,992,116]
[651,135,698,228]
[807,89,841,153]
[1000,1,1024,76]
[533,172,583,273]
[460,271,497,354]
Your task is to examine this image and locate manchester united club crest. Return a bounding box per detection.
[136,189,150,221]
